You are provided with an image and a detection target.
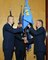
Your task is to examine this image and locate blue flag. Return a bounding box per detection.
[22,0,34,29]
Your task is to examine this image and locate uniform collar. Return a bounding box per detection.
[7,23,12,27]
[37,26,43,30]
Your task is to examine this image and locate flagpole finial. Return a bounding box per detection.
[9,10,12,16]
[21,5,22,7]
[21,5,22,10]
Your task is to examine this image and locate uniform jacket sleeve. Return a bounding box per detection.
[4,24,23,34]
[29,27,45,36]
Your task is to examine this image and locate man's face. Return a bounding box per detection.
[18,24,22,28]
[36,21,42,28]
[8,17,14,25]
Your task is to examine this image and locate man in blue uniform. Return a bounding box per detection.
[3,14,23,60]
[14,22,27,60]
[28,20,46,60]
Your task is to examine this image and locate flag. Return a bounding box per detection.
[22,0,34,29]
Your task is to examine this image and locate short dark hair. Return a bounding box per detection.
[37,19,43,26]
[18,22,22,24]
